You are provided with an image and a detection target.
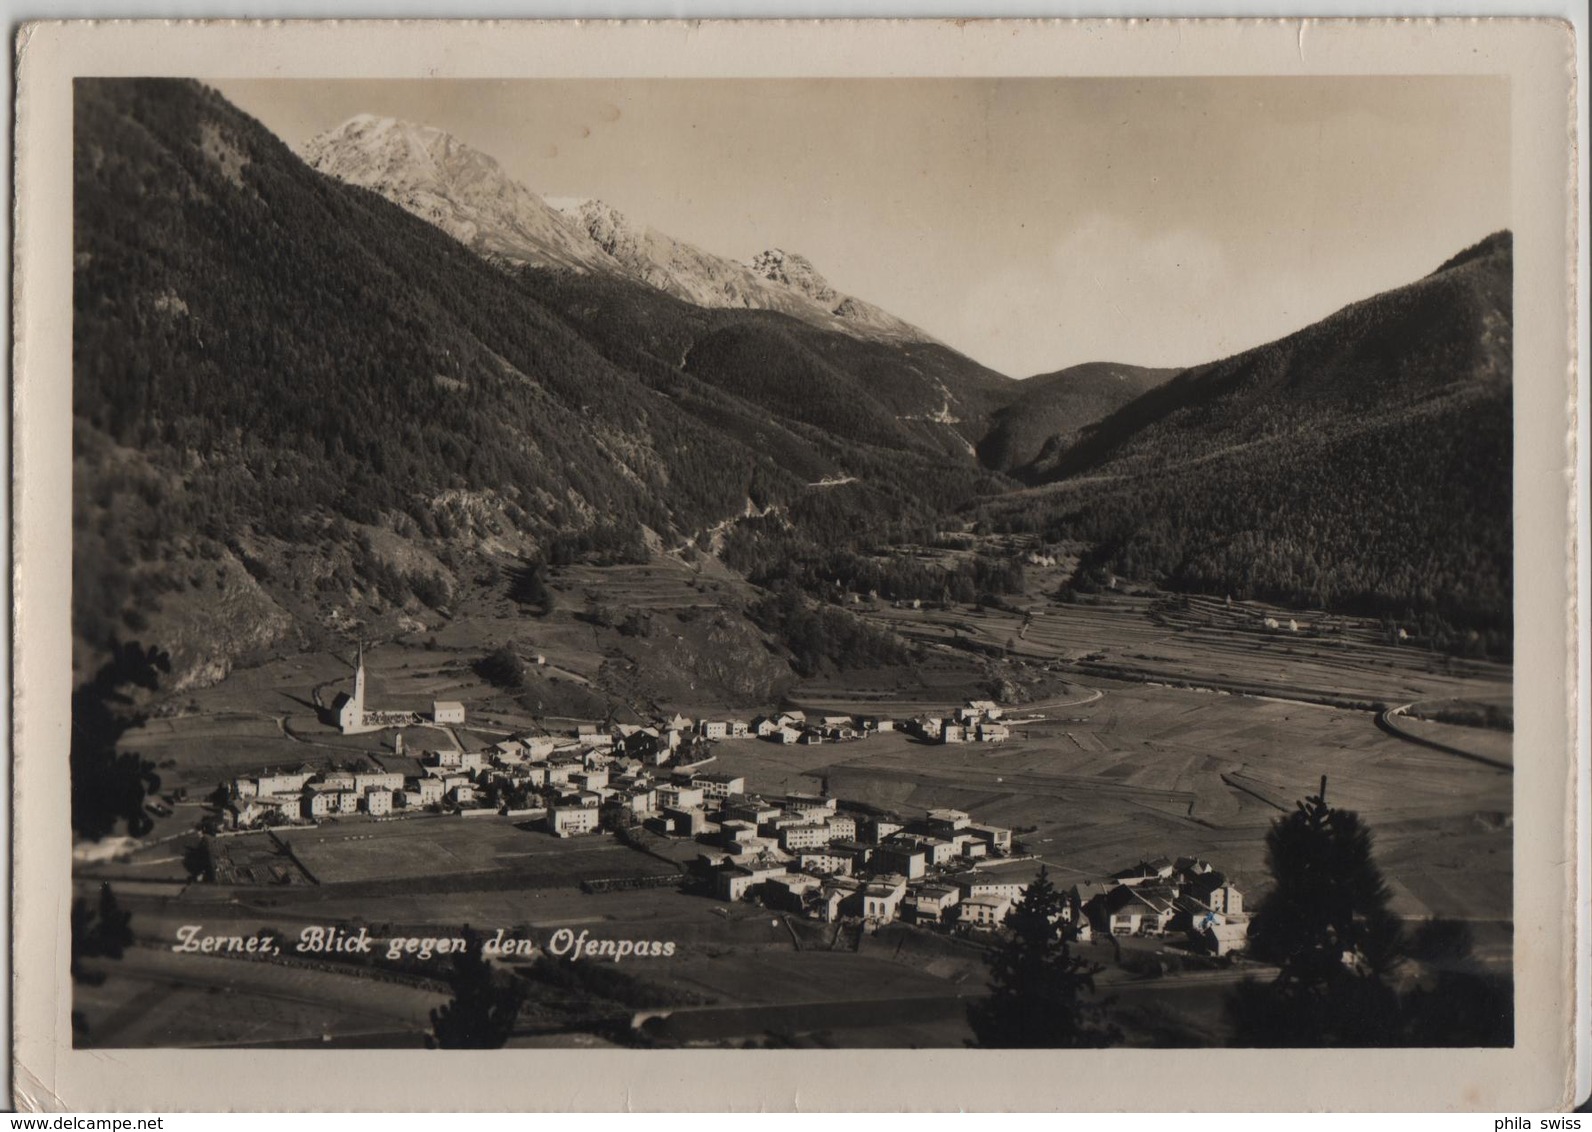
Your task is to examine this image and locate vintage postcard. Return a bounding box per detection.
[11,18,1581,1111]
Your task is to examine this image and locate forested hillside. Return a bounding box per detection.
[71,78,1515,683]
[71,79,1008,684]
[514,267,1016,459]
[978,232,1513,653]
[976,361,1179,474]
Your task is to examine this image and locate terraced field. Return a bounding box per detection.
[864,591,1507,707]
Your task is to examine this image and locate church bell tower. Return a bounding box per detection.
[353,641,367,713]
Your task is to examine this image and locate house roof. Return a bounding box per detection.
[769,873,821,891]
[962,894,1011,908]
[1134,885,1180,913]
[877,843,926,859]
[1104,886,1157,913]
[1184,871,1229,897]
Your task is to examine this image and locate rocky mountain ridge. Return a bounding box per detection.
[307,116,931,346]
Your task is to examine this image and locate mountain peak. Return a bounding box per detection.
[749,248,839,306]
[307,113,938,346]
[304,116,616,273]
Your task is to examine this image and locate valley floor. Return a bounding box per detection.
[73,567,1512,1050]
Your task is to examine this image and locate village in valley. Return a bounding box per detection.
[218,653,1250,957]
[71,547,1513,1050]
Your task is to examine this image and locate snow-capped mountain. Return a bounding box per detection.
[304,116,933,345]
[302,115,617,274]
[547,196,773,310]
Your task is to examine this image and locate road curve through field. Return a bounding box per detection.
[1376,703,1512,773]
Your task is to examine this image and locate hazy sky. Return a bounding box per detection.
[213,76,1509,379]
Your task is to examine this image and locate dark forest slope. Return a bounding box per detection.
[976,361,1180,474]
[978,232,1513,652]
[71,79,1006,682]
[514,267,1016,459]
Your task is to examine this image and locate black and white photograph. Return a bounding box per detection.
[12,16,1581,1111]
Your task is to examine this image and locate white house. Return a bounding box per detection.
[958,894,1012,928]
[549,803,600,837]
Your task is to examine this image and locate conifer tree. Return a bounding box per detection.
[71,641,169,841]
[969,866,1114,1047]
[427,927,524,1049]
[1229,777,1405,1046]
[71,883,136,1041]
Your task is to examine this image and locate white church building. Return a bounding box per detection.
[333,644,382,735]
[332,644,465,734]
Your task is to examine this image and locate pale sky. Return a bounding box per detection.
[212,77,1509,379]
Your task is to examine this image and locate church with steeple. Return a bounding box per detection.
[333,643,379,734]
[328,642,455,733]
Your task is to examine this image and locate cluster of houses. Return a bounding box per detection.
[750,700,1010,746]
[224,707,795,832]
[1065,856,1251,956]
[902,700,1012,744]
[227,695,1023,832]
[695,804,1026,931]
[230,764,411,825]
[227,716,708,830]
[696,806,1251,958]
